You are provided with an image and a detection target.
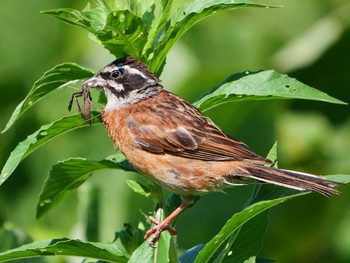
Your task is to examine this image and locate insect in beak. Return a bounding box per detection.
[68,82,93,124]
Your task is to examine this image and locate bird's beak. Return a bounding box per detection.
[82,76,105,90]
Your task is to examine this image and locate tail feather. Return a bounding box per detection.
[240,166,341,197]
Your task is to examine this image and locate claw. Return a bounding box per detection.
[144,216,178,246]
[144,198,192,246]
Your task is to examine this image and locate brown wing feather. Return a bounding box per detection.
[126,90,269,164]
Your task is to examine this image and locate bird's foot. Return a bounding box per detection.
[144,216,177,246]
[144,197,193,246]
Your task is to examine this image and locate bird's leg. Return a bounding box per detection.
[144,197,193,246]
[148,214,178,235]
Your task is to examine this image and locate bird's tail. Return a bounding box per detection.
[237,165,341,197]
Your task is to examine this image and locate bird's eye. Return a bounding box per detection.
[111,68,123,78]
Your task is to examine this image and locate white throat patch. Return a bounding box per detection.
[104,89,143,111]
[107,80,124,91]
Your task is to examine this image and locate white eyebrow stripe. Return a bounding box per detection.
[124,65,147,79]
[103,65,117,72]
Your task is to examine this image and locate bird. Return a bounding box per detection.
[75,56,340,245]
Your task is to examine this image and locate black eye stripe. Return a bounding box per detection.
[100,72,109,79]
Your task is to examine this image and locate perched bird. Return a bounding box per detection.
[75,56,340,245]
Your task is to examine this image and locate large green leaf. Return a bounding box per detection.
[193,70,347,111]
[0,238,129,262]
[97,10,149,58]
[217,212,268,263]
[44,8,148,59]
[36,154,135,218]
[193,195,294,263]
[42,8,98,32]
[194,174,350,263]
[1,63,94,133]
[0,112,101,187]
[148,1,270,73]
[43,2,270,73]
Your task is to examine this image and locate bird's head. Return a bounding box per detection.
[82,56,161,110]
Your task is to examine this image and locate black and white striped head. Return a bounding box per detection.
[82,56,161,110]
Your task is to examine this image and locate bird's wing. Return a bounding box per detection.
[126,91,269,163]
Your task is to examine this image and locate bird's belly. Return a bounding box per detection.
[122,148,228,196]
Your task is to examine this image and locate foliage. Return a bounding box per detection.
[0,0,349,262]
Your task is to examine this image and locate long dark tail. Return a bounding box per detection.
[241,165,341,197]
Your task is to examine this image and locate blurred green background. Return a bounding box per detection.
[1,0,350,262]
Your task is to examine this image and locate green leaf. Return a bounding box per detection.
[125,180,152,198]
[91,0,128,13]
[194,196,294,263]
[212,143,278,263]
[0,226,34,256]
[42,8,97,32]
[0,238,129,262]
[97,10,148,58]
[194,174,350,263]
[217,212,268,263]
[37,154,134,218]
[127,208,178,263]
[44,8,148,59]
[244,257,256,263]
[82,4,108,31]
[43,2,271,74]
[213,143,279,262]
[0,112,102,187]
[2,63,94,133]
[148,1,270,73]
[115,223,145,255]
[193,70,347,112]
[123,0,155,20]
[266,142,278,165]
[128,223,177,263]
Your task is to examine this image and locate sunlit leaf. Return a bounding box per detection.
[96,10,148,58]
[1,63,94,133]
[44,8,148,59]
[91,0,128,12]
[82,4,107,31]
[148,1,270,73]
[42,8,97,32]
[193,70,347,112]
[125,180,152,198]
[0,238,129,262]
[36,154,134,218]
[0,112,101,187]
